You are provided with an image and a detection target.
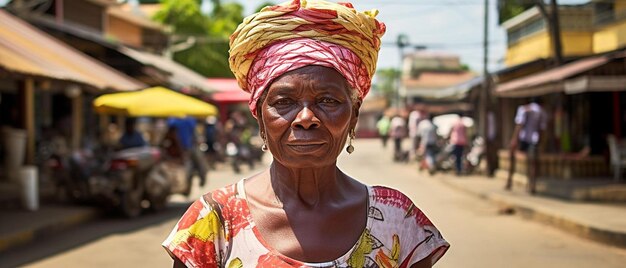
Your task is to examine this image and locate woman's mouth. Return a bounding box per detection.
[287,143,325,153]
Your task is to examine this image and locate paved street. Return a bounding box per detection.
[7,139,626,268]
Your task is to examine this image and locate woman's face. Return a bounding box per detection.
[258,66,359,168]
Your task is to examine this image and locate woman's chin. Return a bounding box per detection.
[273,153,340,169]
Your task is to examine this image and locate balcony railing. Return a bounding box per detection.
[594,9,626,26]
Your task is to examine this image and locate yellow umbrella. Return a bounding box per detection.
[94,86,217,117]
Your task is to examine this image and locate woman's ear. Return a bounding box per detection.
[256,112,267,140]
[350,100,362,130]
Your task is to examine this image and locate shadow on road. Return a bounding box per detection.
[0,201,191,268]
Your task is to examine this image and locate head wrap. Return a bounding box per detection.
[229,0,386,117]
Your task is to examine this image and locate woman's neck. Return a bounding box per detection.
[269,162,344,208]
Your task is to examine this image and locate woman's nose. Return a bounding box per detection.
[292,105,320,129]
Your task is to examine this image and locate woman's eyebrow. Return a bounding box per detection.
[268,85,296,95]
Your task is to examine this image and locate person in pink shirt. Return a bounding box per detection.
[448,113,468,175]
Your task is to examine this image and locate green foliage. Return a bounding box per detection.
[152,0,244,77]
[497,0,535,24]
[254,1,276,13]
[374,68,400,106]
[153,0,206,34]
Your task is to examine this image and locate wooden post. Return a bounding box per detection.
[72,93,83,150]
[614,91,621,139]
[24,78,35,165]
[99,114,108,141]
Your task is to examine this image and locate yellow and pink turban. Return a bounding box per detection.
[229,0,386,117]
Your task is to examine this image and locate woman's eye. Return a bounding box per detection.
[319,98,339,104]
[273,98,293,106]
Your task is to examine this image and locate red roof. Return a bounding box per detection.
[403,71,475,89]
[207,78,250,103]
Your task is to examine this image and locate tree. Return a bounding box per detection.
[497,0,534,24]
[374,68,401,107]
[153,0,243,77]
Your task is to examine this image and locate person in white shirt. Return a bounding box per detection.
[417,113,438,174]
[390,114,408,160]
[408,108,424,160]
[505,99,548,194]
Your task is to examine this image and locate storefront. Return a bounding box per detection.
[0,10,143,199]
[494,50,626,179]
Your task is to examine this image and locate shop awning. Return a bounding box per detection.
[117,46,217,94]
[207,78,250,103]
[0,10,144,91]
[423,76,483,101]
[495,51,626,98]
[94,86,217,118]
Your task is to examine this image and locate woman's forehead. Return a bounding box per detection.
[268,66,349,92]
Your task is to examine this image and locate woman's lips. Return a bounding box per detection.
[287,143,325,153]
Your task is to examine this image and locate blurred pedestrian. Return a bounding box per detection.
[118,118,146,149]
[390,113,408,161]
[225,110,254,173]
[448,113,467,175]
[168,117,208,189]
[408,108,424,160]
[505,98,547,194]
[417,113,438,174]
[203,116,220,170]
[376,114,391,148]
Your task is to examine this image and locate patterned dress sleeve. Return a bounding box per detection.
[371,186,449,267]
[162,197,228,267]
[399,205,449,267]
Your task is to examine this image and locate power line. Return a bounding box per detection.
[381,40,504,49]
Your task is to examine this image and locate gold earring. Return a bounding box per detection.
[346,129,355,154]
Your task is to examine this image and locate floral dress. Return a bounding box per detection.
[163,180,449,267]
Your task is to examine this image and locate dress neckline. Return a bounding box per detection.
[236,179,373,267]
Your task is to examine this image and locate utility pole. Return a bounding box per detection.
[481,0,497,176]
[396,34,409,111]
[536,0,563,65]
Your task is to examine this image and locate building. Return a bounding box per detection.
[400,51,476,113]
[0,9,144,185]
[492,1,626,182]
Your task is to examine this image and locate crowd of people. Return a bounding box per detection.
[376,108,474,176]
[374,98,547,195]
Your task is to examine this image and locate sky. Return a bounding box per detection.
[0,0,590,73]
[233,0,590,74]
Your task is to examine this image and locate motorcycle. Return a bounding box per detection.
[89,146,171,218]
[464,136,485,174]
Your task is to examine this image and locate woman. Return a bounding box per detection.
[163,1,449,267]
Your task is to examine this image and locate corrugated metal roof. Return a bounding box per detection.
[0,10,145,91]
[496,56,609,94]
[495,51,626,97]
[118,46,217,94]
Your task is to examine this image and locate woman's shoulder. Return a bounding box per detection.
[366,185,450,266]
[162,183,243,267]
[368,185,435,227]
[203,182,240,206]
[369,185,413,207]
